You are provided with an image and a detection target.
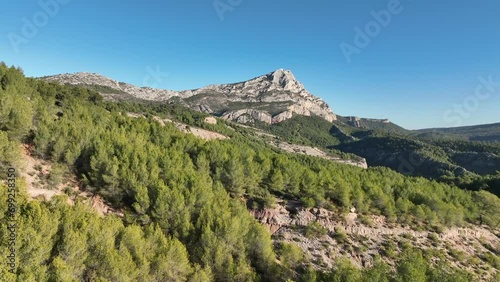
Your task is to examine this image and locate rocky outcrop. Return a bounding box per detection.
[204,117,217,125]
[342,116,394,129]
[272,110,294,123]
[251,199,500,280]
[269,140,368,169]
[128,113,229,141]
[252,200,500,241]
[347,116,361,128]
[221,109,272,124]
[251,204,292,234]
[42,69,337,124]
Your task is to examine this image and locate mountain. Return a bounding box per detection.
[42,69,337,124]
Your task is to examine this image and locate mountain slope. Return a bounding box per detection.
[42,69,337,124]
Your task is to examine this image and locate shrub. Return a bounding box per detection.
[331,228,348,244]
[448,248,466,261]
[304,221,328,238]
[427,232,439,243]
[47,163,66,188]
[481,253,500,269]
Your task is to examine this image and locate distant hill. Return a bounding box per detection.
[416,122,500,142]
[337,115,409,135]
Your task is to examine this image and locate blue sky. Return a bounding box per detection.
[1,0,500,129]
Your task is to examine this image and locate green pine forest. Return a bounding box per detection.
[1,63,499,281]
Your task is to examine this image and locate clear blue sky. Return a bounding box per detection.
[1,0,500,129]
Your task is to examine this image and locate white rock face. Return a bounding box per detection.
[272,111,294,123]
[42,69,337,124]
[269,69,304,92]
[43,72,180,101]
[204,117,217,125]
[222,109,272,124]
[269,140,368,169]
[180,69,304,98]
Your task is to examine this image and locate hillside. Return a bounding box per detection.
[2,63,500,281]
[416,123,500,142]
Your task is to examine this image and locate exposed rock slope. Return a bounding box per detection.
[268,140,367,169]
[251,199,500,280]
[42,69,336,124]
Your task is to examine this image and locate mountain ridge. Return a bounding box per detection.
[42,69,337,124]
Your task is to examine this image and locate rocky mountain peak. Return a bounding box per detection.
[258,69,305,93]
[268,69,298,86]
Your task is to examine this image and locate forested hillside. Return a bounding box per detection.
[248,113,500,198]
[416,123,500,142]
[1,63,499,281]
